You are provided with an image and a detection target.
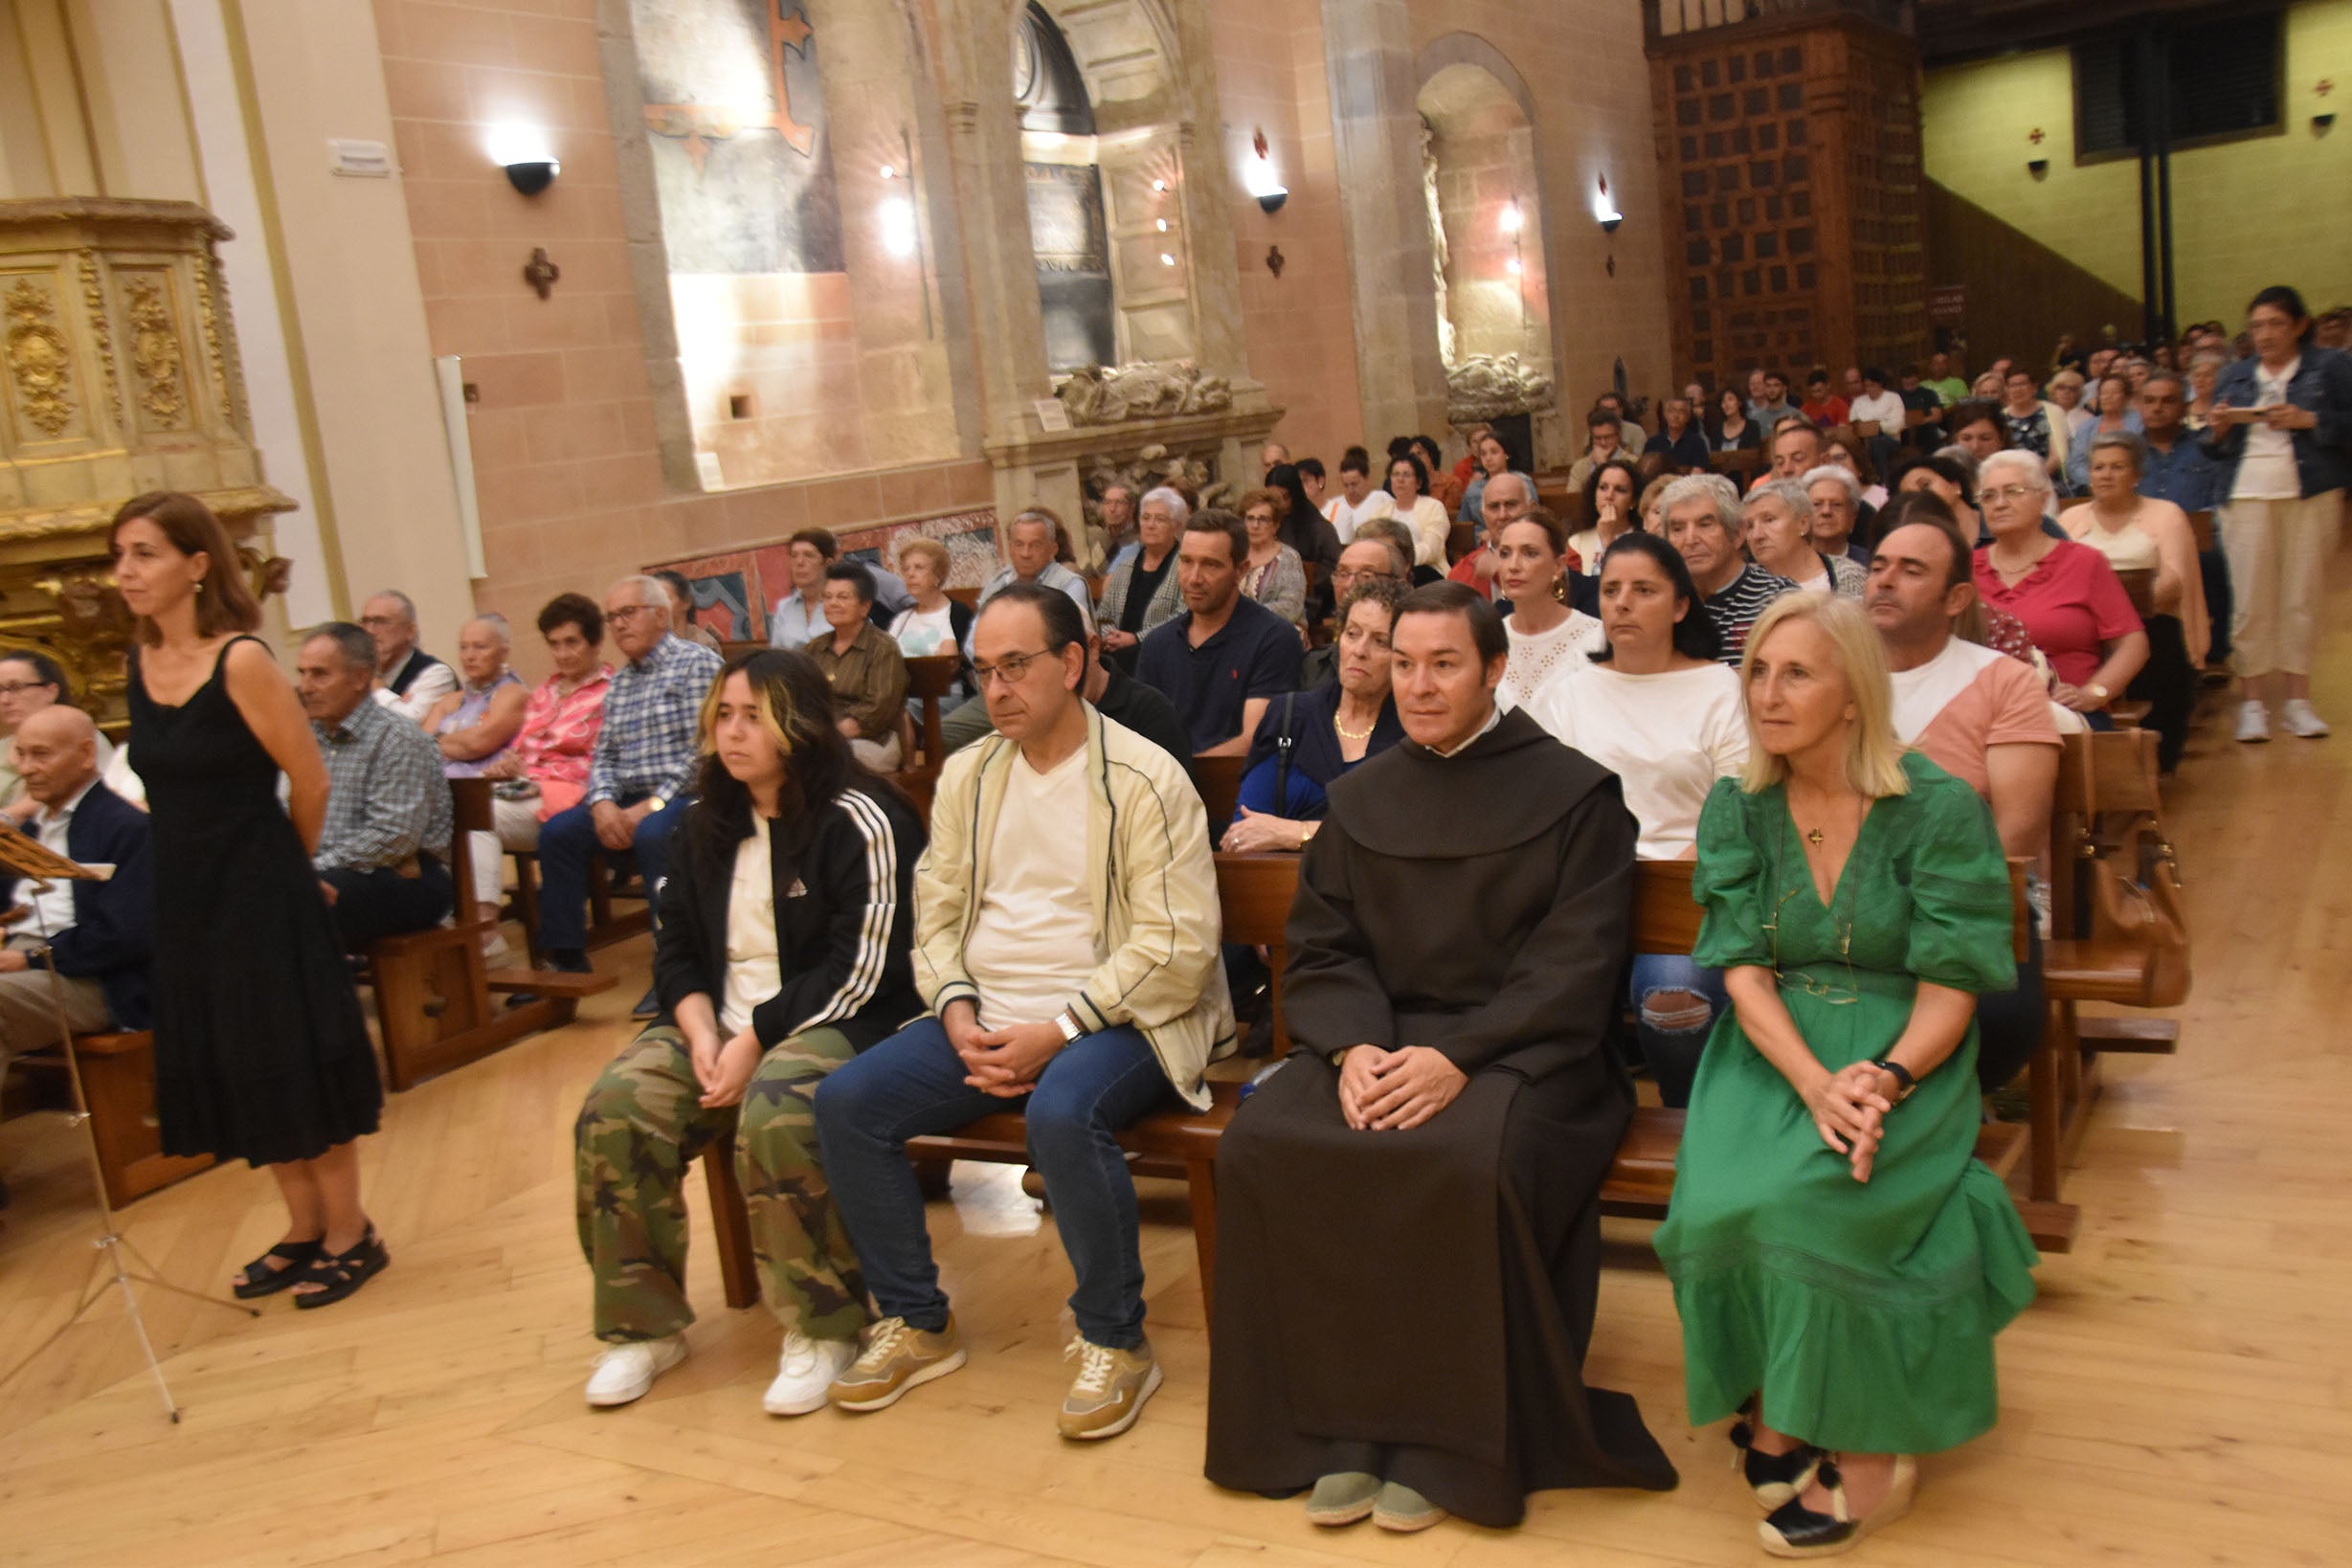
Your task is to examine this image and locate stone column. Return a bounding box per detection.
[1319,0,1448,445]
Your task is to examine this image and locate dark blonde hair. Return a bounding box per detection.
[109,491,264,646]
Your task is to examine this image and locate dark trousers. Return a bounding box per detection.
[536,792,688,952]
[1975,922,2046,1093]
[2130,614,2196,773]
[814,1016,1172,1349]
[323,856,454,952]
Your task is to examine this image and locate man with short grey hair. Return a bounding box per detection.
[967,509,1093,658]
[1445,471,1533,598]
[360,589,457,724]
[1659,474,1795,664]
[300,621,455,951]
[537,576,724,1015]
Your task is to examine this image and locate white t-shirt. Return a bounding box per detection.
[1323,489,1396,545]
[719,816,783,1037]
[962,747,1104,1028]
[1497,610,1604,711]
[25,779,98,939]
[1524,661,1748,859]
[1849,390,1906,429]
[889,602,958,660]
[2232,357,2302,501]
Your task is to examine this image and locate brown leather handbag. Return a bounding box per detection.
[2091,813,2190,1007]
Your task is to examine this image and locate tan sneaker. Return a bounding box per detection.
[827,1314,967,1412]
[1057,1336,1162,1440]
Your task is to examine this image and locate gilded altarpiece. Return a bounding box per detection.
[0,199,292,728]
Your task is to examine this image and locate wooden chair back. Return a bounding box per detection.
[945,585,981,609]
[1710,448,1762,479]
[2113,566,2159,618]
[1556,492,1593,531]
[447,777,492,928]
[1215,851,1300,1057]
[1193,753,1246,834]
[1624,849,2026,961]
[721,639,765,661]
[904,656,959,765]
[1446,521,1475,562]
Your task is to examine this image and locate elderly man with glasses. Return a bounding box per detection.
[535,576,724,1014]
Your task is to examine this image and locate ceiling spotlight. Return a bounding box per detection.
[1152,178,1168,192]
[880,163,897,180]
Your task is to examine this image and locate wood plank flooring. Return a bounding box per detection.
[3,555,2349,1565]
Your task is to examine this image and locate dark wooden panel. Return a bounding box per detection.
[1922,179,2147,363]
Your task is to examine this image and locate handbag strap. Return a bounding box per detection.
[1271,692,1299,815]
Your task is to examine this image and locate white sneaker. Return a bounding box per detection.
[763,1329,857,1416]
[584,1333,686,1406]
[2236,699,2272,743]
[2282,699,2331,739]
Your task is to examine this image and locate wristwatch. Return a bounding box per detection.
[1870,1057,1917,1103]
[1053,1008,1084,1046]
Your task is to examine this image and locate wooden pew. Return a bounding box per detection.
[370,778,615,1090]
[1192,753,1246,837]
[508,849,650,968]
[1710,448,1763,481]
[892,654,961,818]
[16,1031,213,1207]
[703,854,2072,1314]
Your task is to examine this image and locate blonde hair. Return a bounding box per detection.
[896,536,950,577]
[1736,594,1912,799]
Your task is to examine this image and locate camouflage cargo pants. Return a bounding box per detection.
[574,1024,865,1343]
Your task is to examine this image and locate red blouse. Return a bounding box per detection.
[1971,541,2140,688]
[511,665,614,819]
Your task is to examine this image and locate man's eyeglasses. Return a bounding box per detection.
[1331,566,1397,588]
[972,648,1054,688]
[607,604,660,621]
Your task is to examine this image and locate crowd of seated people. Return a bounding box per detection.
[16,276,2339,1555]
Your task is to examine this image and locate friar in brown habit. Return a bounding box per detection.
[1204,583,1677,1532]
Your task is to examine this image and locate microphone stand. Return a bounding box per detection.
[0,823,255,1422]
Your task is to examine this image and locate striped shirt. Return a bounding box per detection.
[586,634,725,807]
[1703,564,1799,666]
[314,696,452,871]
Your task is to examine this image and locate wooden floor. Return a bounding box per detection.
[5,561,2351,1566]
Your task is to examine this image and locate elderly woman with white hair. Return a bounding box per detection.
[1972,450,2146,727]
[1744,478,1866,599]
[1656,593,2036,1557]
[1097,484,1187,661]
[1801,464,1870,566]
[421,614,528,778]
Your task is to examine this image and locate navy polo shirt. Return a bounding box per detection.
[1135,594,1304,752]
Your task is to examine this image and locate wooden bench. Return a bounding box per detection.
[1192,753,1245,838]
[369,778,615,1090]
[891,654,960,818]
[703,853,2072,1314]
[16,1030,213,1208]
[508,849,650,969]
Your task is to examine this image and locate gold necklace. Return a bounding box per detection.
[1333,711,1375,741]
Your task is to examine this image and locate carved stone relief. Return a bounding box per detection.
[1053,360,1231,425]
[1445,350,1556,423]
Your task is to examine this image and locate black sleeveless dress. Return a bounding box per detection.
[131,637,381,1165]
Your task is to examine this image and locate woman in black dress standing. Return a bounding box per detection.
[112,492,390,1307]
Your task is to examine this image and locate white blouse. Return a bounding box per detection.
[1497,609,1604,712]
[1524,661,1750,859]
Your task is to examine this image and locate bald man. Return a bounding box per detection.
[0,706,155,1102]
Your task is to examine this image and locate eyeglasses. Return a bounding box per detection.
[0,681,56,697]
[971,648,1053,688]
[607,604,660,621]
[356,616,402,630]
[1983,484,2042,504]
[1331,566,1397,587]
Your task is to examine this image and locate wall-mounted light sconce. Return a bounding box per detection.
[487,122,559,196]
[1245,128,1288,214]
[1159,252,1176,267]
[2027,158,2050,176]
[1151,178,1168,192]
[2315,113,2338,132]
[1593,175,1623,234]
[1599,213,1624,235]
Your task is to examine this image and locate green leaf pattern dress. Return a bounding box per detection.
[1653,751,2040,1455]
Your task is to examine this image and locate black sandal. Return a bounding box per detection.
[292,1226,391,1310]
[1732,1401,1823,1509]
[233,1239,324,1299]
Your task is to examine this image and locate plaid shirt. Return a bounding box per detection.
[587,634,725,807]
[314,696,452,872]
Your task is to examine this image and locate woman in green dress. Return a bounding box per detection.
[1653,594,2039,1558]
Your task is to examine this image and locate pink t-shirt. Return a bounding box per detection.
[1972,539,2141,688]
[1889,639,2059,798]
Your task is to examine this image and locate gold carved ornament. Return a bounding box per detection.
[4,279,76,437]
[78,253,123,427]
[125,277,186,426]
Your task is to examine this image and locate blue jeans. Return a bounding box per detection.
[814,1016,1172,1349]
[535,792,688,952]
[1631,952,1729,1109]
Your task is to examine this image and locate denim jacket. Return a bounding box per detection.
[2201,347,2352,500]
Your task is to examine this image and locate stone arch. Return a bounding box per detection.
[1413,36,1560,458]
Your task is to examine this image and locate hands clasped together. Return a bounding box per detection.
[1803,1062,1901,1182]
[946,999,1062,1098]
[1337,1044,1468,1131]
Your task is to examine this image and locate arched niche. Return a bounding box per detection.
[1019,0,1198,370]
[1416,52,1558,457]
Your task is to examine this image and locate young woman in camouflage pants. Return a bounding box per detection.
[573,647,925,1414]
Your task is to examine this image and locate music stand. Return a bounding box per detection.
[0,826,256,1423]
